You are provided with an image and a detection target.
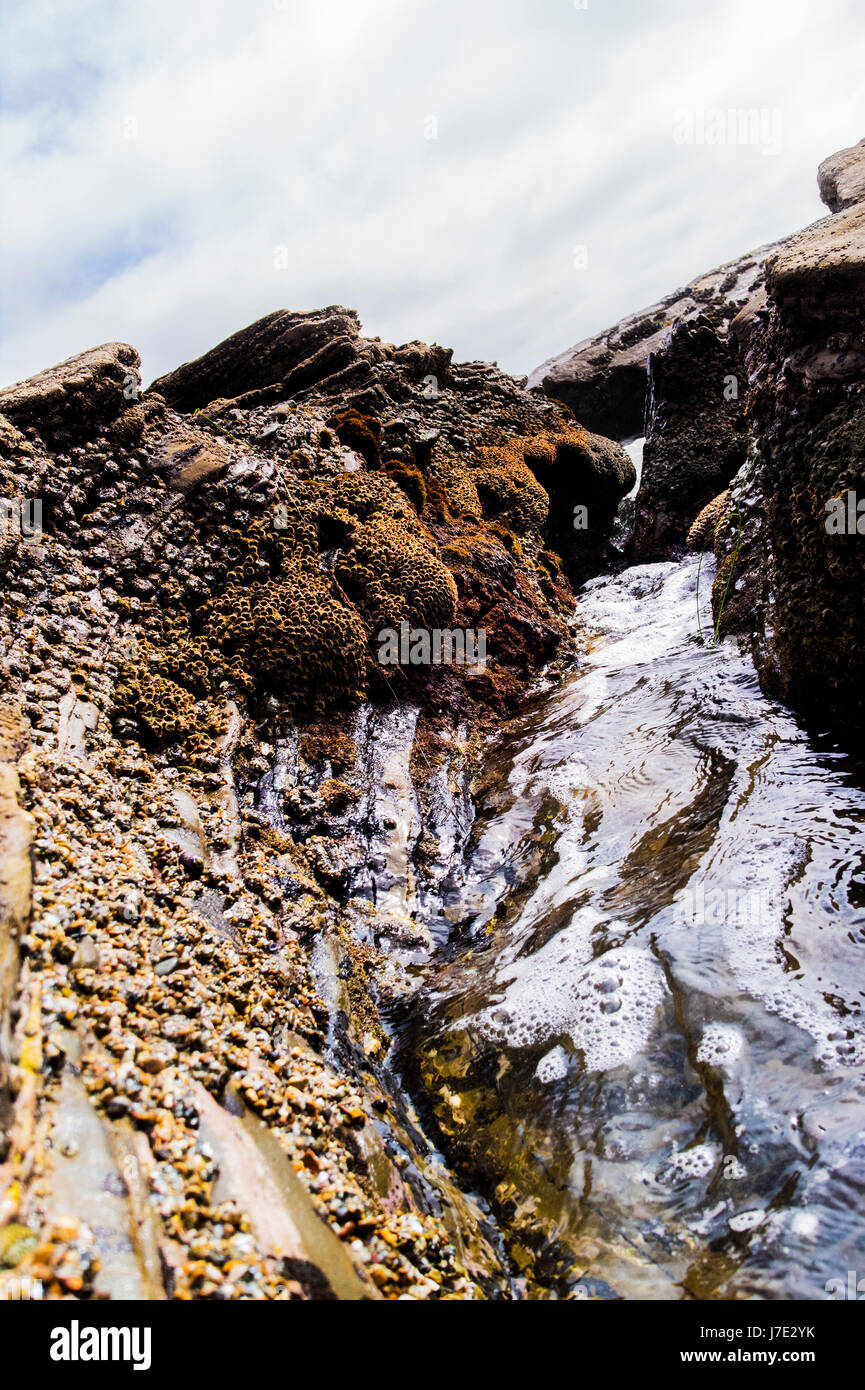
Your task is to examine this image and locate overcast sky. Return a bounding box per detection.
[1,0,863,390]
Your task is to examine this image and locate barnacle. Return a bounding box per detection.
[430,459,483,520]
[324,470,424,535]
[472,454,549,531]
[336,515,457,631]
[113,656,198,741]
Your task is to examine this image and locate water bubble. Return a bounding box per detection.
[728,1209,766,1233]
[594,976,619,994]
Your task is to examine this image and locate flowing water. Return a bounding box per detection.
[396,553,865,1299]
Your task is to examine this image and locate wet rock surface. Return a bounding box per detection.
[630,316,747,560]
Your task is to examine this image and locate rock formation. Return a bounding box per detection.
[534,133,865,723]
[0,343,141,449]
[710,140,865,717]
[527,244,778,438]
[818,135,865,213]
[0,312,633,1299]
[150,307,366,412]
[3,130,863,1304]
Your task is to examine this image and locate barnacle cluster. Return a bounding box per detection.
[324,470,424,535]
[429,458,484,520]
[472,453,549,531]
[424,426,596,536]
[112,456,467,743]
[115,506,369,737]
[687,489,731,551]
[336,516,457,631]
[383,463,427,516]
[113,656,200,743]
[319,471,458,632]
[213,561,368,703]
[108,366,606,747]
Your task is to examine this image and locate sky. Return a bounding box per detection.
[1,0,863,389]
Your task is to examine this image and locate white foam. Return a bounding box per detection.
[728,1209,766,1233]
[668,1143,720,1180]
[789,1211,820,1240]
[717,846,865,1069]
[535,1046,569,1084]
[474,943,666,1073]
[697,1023,745,1070]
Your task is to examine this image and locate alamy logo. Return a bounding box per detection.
[0,497,42,541]
[825,490,865,535]
[673,104,782,156]
[826,1271,865,1299]
[674,885,775,926]
[378,622,487,673]
[49,1320,151,1370]
[4,1275,42,1299]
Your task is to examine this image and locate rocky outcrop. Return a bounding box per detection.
[517,424,635,579]
[530,138,865,443]
[147,310,635,613]
[530,131,865,722]
[708,139,865,718]
[528,246,779,438]
[150,307,365,412]
[817,136,865,213]
[629,315,747,559]
[149,306,461,421]
[0,308,635,1300]
[0,343,141,448]
[765,202,865,314]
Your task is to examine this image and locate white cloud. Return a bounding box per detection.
[1,0,863,389]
